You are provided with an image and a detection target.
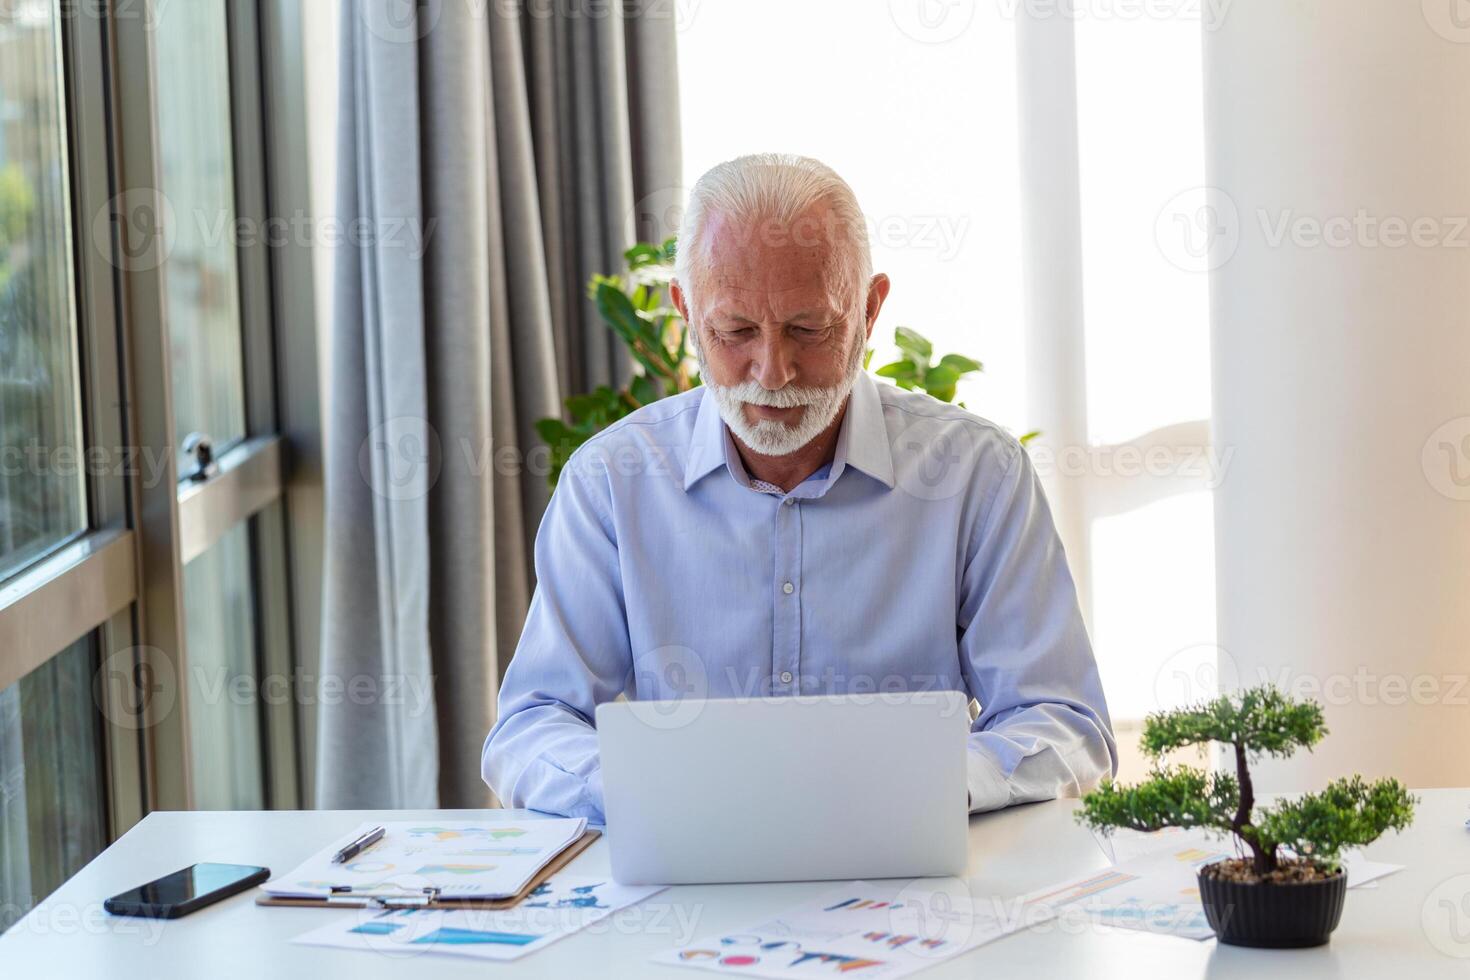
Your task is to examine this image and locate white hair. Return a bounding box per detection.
[673,153,873,314]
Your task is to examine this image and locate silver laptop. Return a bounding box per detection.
[596,692,970,884]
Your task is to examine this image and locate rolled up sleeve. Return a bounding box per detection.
[482,457,630,822]
[957,441,1117,813]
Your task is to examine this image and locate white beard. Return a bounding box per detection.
[694,331,866,457]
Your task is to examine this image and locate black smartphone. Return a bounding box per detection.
[104,863,270,919]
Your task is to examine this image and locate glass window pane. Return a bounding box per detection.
[1075,15,1212,444]
[0,637,107,931]
[154,0,247,467]
[0,1,84,578]
[676,1,1027,429]
[183,521,264,810]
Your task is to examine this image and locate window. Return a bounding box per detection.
[0,0,83,577]
[0,637,105,931]
[679,4,1221,778]
[676,0,1028,429]
[0,0,323,925]
[154,0,248,470]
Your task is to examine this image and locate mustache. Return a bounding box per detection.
[711,380,841,409]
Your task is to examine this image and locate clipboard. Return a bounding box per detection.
[255,828,601,910]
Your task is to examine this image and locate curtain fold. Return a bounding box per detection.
[318,0,681,809]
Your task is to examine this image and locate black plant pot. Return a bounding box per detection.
[1197,863,1347,948]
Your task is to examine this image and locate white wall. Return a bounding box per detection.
[1206,0,1470,789]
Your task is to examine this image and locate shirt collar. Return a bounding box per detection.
[682,372,895,492]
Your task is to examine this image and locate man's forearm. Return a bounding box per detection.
[482,701,607,821]
[965,702,1116,813]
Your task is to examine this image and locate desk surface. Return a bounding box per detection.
[2,789,1467,977]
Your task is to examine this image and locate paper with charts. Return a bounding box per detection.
[261,819,587,900]
[653,879,1052,978]
[1025,832,1404,941]
[292,874,664,961]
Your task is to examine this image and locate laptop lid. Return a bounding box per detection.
[596,692,970,885]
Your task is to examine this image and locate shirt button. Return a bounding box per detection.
[780,671,793,684]
[783,497,796,506]
[782,582,794,594]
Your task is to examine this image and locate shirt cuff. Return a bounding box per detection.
[966,746,1010,813]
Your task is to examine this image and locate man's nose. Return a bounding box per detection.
[751,331,797,390]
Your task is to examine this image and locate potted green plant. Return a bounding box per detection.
[1076,685,1416,948]
[535,239,1022,489]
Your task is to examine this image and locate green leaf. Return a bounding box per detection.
[624,242,664,268]
[1017,429,1042,445]
[1138,685,1328,758]
[596,282,677,377]
[922,362,963,392]
[1075,766,1239,837]
[629,373,663,407]
[893,326,932,367]
[936,352,983,376]
[874,359,919,382]
[534,417,571,445]
[1254,777,1416,868]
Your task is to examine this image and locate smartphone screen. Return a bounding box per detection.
[105,863,269,918]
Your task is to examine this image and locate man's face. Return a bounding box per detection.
[673,205,887,456]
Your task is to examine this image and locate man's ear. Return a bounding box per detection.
[864,273,892,341]
[671,278,692,324]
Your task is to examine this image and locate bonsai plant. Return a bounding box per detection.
[535,238,1023,489]
[1076,685,1415,948]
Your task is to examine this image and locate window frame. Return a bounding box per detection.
[0,0,323,839]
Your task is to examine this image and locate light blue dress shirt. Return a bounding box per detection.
[483,372,1117,821]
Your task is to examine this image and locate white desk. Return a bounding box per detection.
[2,790,1466,977]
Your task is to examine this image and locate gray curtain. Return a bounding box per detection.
[318,0,682,809]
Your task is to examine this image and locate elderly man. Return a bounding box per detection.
[483,153,1115,821]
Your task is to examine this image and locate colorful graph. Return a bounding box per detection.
[415,863,497,876]
[525,881,611,910]
[860,931,947,951]
[790,951,885,972]
[405,826,529,842]
[1028,870,1138,906]
[344,861,393,874]
[349,921,537,946]
[823,898,906,912]
[451,846,540,857]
